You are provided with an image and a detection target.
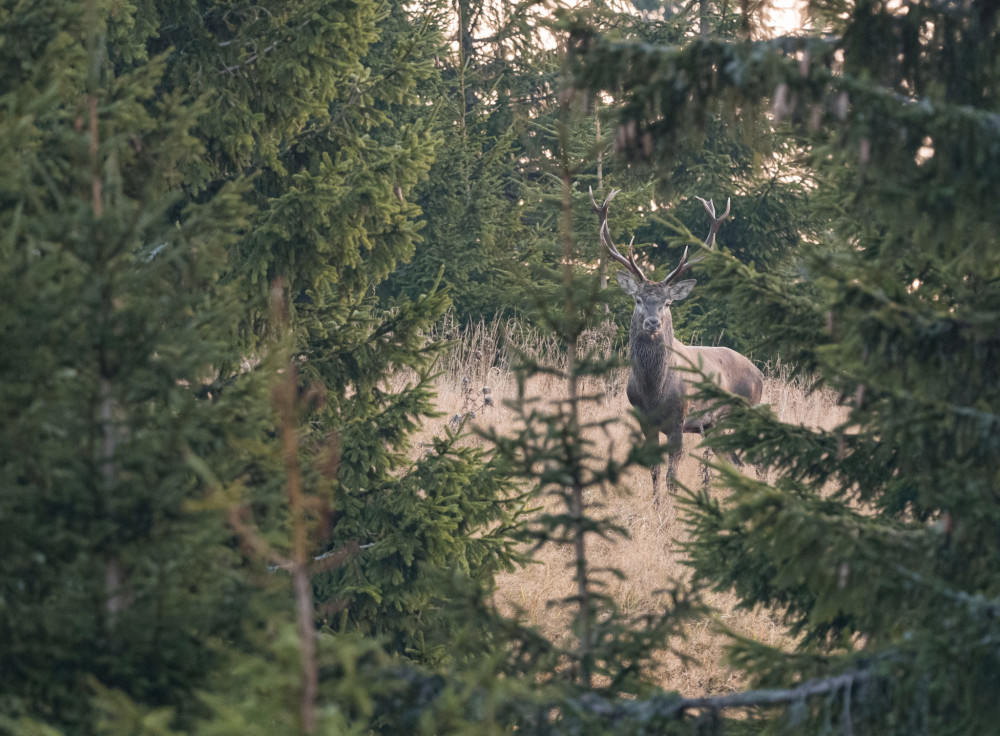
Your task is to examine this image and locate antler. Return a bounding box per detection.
[589,186,648,282]
[661,196,732,285]
[696,196,731,249]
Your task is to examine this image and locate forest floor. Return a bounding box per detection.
[410,318,846,697]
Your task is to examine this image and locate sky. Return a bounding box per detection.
[764,0,807,35]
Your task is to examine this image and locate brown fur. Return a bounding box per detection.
[591,188,761,503]
[618,273,764,503]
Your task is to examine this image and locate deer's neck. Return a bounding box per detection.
[628,319,679,390]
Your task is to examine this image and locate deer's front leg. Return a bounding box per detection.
[640,422,663,506]
[650,463,661,506]
[664,426,683,499]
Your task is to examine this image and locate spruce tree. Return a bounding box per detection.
[584,0,817,357]
[379,0,557,322]
[0,1,261,730]
[572,0,1000,732]
[106,0,526,661]
[1,0,528,732]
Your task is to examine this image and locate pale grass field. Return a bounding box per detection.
[408,319,845,697]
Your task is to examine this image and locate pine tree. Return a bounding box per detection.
[1,0,528,732]
[467,81,705,732]
[107,0,526,663]
[573,0,1000,732]
[0,1,262,729]
[379,0,558,322]
[583,0,817,357]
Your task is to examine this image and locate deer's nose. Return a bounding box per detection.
[643,317,661,332]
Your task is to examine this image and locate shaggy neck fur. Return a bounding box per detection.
[628,311,677,395]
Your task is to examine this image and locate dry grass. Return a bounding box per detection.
[411,318,846,697]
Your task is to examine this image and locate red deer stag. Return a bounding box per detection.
[590,187,763,505]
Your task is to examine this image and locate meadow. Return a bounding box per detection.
[411,317,846,696]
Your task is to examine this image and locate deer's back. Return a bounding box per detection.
[688,346,764,405]
[673,345,763,433]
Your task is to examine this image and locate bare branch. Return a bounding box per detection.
[217,42,279,76]
[267,543,374,574]
[665,668,870,712]
[229,505,293,569]
[574,666,875,723]
[895,564,1000,617]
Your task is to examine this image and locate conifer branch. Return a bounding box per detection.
[266,543,374,574]
[558,65,593,689]
[659,668,872,713]
[895,565,1000,617]
[228,505,293,570]
[573,666,876,722]
[85,0,123,629]
[89,95,102,217]
[217,42,279,75]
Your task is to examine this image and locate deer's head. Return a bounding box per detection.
[616,272,695,337]
[589,187,730,339]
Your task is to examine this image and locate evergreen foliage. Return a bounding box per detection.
[381,0,814,358]
[1,0,524,732]
[475,89,707,729]
[11,0,1000,732]
[574,0,1000,731]
[105,0,525,667]
[575,1,817,356]
[0,2,259,727]
[380,0,559,321]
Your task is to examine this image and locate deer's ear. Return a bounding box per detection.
[616,270,640,295]
[668,279,696,301]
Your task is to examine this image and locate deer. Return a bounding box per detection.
[590,187,764,505]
